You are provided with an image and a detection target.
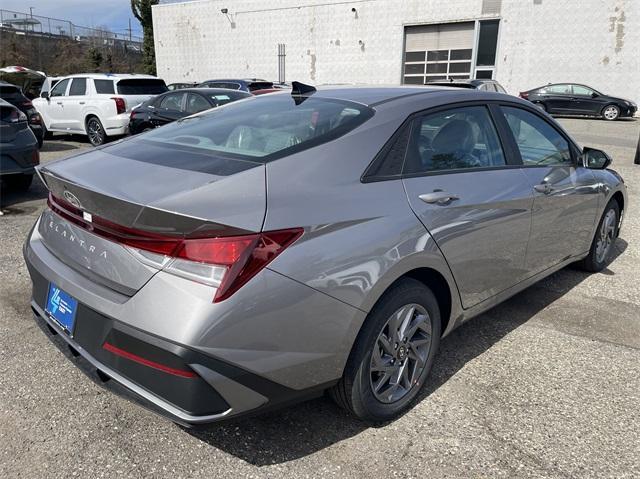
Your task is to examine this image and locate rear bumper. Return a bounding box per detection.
[23,214,360,424]
[103,113,130,136]
[0,134,38,175]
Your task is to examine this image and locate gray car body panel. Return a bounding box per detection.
[23,86,628,423]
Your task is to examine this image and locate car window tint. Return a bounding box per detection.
[117,79,167,95]
[50,79,70,97]
[403,106,506,174]
[94,79,115,94]
[544,84,571,94]
[363,121,412,180]
[572,85,594,96]
[123,95,373,163]
[186,93,211,113]
[502,107,571,166]
[159,93,185,111]
[495,83,507,94]
[69,78,86,96]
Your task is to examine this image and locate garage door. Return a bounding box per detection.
[403,22,475,84]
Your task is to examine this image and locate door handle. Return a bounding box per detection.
[534,183,553,194]
[56,101,63,105]
[79,101,85,105]
[419,191,460,205]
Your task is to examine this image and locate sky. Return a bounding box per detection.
[0,0,143,38]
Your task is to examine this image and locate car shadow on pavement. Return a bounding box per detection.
[187,240,628,465]
[0,174,48,212]
[40,141,79,152]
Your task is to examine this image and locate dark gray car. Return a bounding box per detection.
[23,85,627,425]
[1,98,39,191]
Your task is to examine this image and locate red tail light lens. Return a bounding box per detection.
[22,100,33,108]
[519,91,529,99]
[31,149,40,165]
[29,112,42,125]
[111,97,126,114]
[47,193,303,302]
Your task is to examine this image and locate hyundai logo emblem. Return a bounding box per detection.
[63,190,82,208]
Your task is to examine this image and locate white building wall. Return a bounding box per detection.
[153,0,639,103]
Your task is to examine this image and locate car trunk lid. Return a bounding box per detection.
[37,142,266,295]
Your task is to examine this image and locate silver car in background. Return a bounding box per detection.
[24,84,627,424]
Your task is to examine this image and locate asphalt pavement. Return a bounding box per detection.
[1,121,639,479]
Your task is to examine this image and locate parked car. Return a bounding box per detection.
[167,82,198,91]
[196,78,274,92]
[0,81,44,147]
[24,84,626,425]
[519,83,637,120]
[33,74,168,146]
[0,98,39,191]
[0,66,51,100]
[128,88,251,134]
[426,78,508,93]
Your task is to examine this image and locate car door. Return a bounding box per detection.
[42,78,70,130]
[150,92,186,126]
[499,106,600,274]
[64,77,87,132]
[541,84,573,113]
[570,84,607,115]
[402,104,534,309]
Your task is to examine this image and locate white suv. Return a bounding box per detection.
[33,74,167,146]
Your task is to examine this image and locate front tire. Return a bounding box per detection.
[580,200,620,272]
[602,105,620,121]
[330,278,441,422]
[86,116,107,146]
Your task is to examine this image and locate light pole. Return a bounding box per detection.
[29,7,34,17]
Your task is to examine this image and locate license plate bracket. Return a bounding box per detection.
[45,283,78,335]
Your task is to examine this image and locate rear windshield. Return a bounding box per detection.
[0,85,21,97]
[117,79,168,95]
[247,81,274,91]
[107,94,374,166]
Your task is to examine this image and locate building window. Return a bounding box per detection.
[403,20,500,84]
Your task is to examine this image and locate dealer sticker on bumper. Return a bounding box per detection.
[45,283,78,334]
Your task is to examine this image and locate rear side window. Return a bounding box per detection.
[404,106,506,174]
[118,95,374,163]
[94,79,115,94]
[248,82,274,91]
[117,79,167,95]
[159,92,185,111]
[69,78,86,96]
[186,93,211,114]
[501,107,571,166]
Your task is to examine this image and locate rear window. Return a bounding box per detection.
[117,79,168,95]
[94,79,115,94]
[110,94,374,165]
[247,81,274,91]
[0,85,21,97]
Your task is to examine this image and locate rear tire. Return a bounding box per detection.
[602,105,620,121]
[580,200,620,272]
[330,278,441,422]
[86,116,107,146]
[5,174,33,192]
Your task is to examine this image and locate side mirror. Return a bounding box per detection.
[582,147,612,169]
[40,91,49,100]
[591,92,598,98]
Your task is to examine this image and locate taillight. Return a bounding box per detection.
[22,100,33,108]
[31,149,40,165]
[29,112,41,125]
[111,97,126,114]
[47,193,303,302]
[519,91,529,99]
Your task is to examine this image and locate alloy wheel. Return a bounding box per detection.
[369,303,432,404]
[87,118,104,145]
[595,209,616,263]
[603,106,619,121]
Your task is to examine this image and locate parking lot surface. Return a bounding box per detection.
[1,121,639,478]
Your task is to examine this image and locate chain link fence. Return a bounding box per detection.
[0,9,142,51]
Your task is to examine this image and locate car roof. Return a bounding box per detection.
[56,73,161,81]
[295,85,481,107]
[163,88,251,95]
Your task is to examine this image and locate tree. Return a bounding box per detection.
[131,0,159,75]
